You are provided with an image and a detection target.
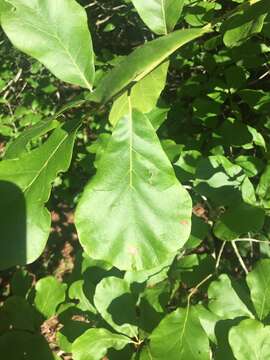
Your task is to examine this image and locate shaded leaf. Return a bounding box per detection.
[91,27,210,103]
[223,0,268,47]
[94,277,138,338]
[0,120,79,270]
[5,119,59,159]
[69,280,97,314]
[0,331,55,360]
[214,202,265,241]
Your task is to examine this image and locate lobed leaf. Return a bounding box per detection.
[75,109,192,271]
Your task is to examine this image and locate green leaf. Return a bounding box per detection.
[1,296,42,332]
[239,89,270,113]
[1,0,95,89]
[124,256,173,287]
[257,164,270,208]
[75,109,192,271]
[109,62,169,127]
[213,202,265,241]
[0,1,11,24]
[146,106,170,131]
[229,319,270,360]
[147,307,210,359]
[69,280,97,314]
[94,277,138,338]
[91,27,210,103]
[34,276,67,318]
[4,119,59,159]
[222,0,268,47]
[246,259,270,320]
[235,156,264,177]
[193,305,219,344]
[57,306,92,353]
[208,274,253,319]
[131,0,185,35]
[184,214,210,249]
[0,120,79,270]
[72,328,131,360]
[139,280,170,333]
[0,331,55,360]
[11,269,33,298]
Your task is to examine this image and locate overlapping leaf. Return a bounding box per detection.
[5,119,59,159]
[208,274,253,319]
[94,277,138,338]
[72,328,131,360]
[91,27,210,103]
[222,0,268,47]
[0,120,79,270]
[246,259,270,320]
[147,307,210,359]
[109,62,169,127]
[131,0,185,35]
[229,319,270,360]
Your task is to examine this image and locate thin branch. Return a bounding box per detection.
[232,241,249,275]
[215,241,226,270]
[234,237,270,244]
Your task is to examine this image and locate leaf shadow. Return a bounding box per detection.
[213,317,246,360]
[0,180,27,270]
[107,293,138,328]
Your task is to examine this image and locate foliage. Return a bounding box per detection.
[0,0,270,359]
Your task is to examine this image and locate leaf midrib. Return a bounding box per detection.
[22,122,78,196]
[8,3,92,90]
[161,0,168,34]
